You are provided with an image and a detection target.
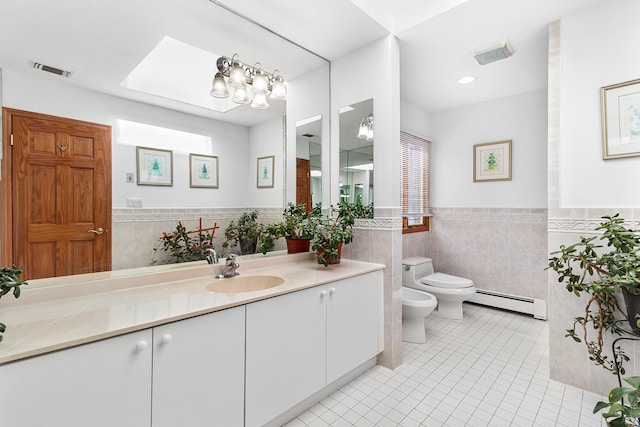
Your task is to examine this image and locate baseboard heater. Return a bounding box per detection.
[468,289,547,320]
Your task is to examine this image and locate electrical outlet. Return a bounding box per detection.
[126,198,143,208]
[126,173,134,183]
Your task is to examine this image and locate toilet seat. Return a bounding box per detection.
[402,287,437,308]
[421,272,473,289]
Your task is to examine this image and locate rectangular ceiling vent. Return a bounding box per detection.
[472,41,514,65]
[302,133,316,138]
[32,62,74,78]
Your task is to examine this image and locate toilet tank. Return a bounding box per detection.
[402,257,435,281]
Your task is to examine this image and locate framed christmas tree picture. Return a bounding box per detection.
[189,154,219,188]
[136,146,173,186]
[473,140,512,182]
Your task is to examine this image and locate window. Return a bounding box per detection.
[401,131,431,233]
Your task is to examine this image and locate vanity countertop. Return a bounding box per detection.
[0,253,384,365]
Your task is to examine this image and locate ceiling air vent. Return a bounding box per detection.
[472,41,514,65]
[32,62,74,78]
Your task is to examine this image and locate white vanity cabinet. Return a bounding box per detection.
[327,270,383,383]
[245,271,383,427]
[151,305,245,427]
[1,307,246,427]
[245,285,328,427]
[1,329,153,427]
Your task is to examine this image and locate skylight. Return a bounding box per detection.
[121,36,240,113]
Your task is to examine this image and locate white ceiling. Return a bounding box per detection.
[0,0,612,120]
[217,0,611,113]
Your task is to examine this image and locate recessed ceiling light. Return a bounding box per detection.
[458,76,476,85]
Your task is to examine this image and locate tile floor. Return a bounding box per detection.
[285,303,607,427]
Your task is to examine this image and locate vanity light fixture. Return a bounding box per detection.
[357,114,374,141]
[210,54,287,109]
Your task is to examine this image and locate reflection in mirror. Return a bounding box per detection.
[0,0,330,279]
[339,99,373,208]
[295,115,322,211]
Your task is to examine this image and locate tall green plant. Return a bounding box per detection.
[548,214,640,374]
[0,266,28,342]
[311,202,356,267]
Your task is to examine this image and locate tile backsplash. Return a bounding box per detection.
[403,207,548,300]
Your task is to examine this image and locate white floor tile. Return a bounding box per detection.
[283,305,608,427]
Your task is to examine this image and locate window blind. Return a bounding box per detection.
[401,131,431,222]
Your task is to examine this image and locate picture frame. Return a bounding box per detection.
[136,146,173,186]
[189,153,219,188]
[473,140,512,182]
[256,155,275,188]
[601,78,640,159]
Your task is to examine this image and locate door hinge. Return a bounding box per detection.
[10,134,13,146]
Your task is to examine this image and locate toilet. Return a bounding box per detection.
[402,257,475,320]
[401,287,437,343]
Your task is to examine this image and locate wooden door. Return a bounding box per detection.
[296,157,311,212]
[3,109,112,279]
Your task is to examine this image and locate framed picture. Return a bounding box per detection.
[136,146,173,186]
[257,155,275,188]
[601,78,640,159]
[473,140,512,182]
[189,154,219,188]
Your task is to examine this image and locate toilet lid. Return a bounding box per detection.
[420,272,473,289]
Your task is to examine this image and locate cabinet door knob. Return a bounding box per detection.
[135,340,149,352]
[320,290,327,298]
[329,287,336,295]
[160,334,173,345]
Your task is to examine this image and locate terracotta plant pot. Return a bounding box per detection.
[285,238,310,254]
[316,243,342,265]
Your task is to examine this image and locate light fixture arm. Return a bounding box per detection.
[216,55,281,89]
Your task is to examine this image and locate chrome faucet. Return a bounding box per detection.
[205,248,218,265]
[216,254,239,278]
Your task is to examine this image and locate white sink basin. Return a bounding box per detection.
[206,275,285,293]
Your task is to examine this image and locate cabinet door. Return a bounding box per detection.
[1,329,152,427]
[152,306,245,427]
[327,270,383,383]
[245,286,327,427]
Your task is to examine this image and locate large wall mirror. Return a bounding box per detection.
[0,0,330,278]
[339,99,374,208]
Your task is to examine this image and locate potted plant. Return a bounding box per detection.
[258,202,319,254]
[594,376,640,427]
[222,210,265,255]
[311,202,356,266]
[548,214,640,425]
[548,214,640,374]
[156,220,217,263]
[0,265,28,343]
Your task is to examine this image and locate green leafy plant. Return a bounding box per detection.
[258,203,318,254]
[548,214,640,425]
[594,376,640,427]
[222,210,266,255]
[157,221,215,263]
[0,265,28,342]
[311,202,356,267]
[547,214,640,374]
[350,201,374,219]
